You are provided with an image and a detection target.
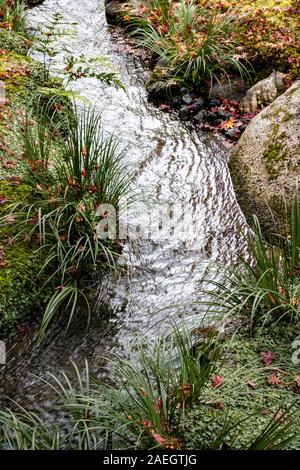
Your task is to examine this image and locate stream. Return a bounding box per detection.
[0,0,247,415]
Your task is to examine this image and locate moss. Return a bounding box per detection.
[0,50,45,97]
[0,29,29,55]
[262,124,288,180]
[0,180,56,339]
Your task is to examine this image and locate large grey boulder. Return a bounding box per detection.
[230,80,300,233]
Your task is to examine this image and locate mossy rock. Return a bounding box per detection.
[0,180,54,339]
[229,81,300,235]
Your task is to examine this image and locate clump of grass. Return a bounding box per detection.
[1,99,133,338]
[0,325,298,450]
[0,0,26,33]
[128,0,251,89]
[206,189,300,331]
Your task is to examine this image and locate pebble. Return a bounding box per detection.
[225,128,241,140]
[180,87,189,95]
[178,105,190,119]
[217,109,232,120]
[172,96,183,108]
[182,93,193,104]
[193,109,207,122]
[190,98,205,113]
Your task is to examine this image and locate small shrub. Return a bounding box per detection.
[128,0,251,89]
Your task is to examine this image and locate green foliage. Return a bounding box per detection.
[205,190,300,331]
[0,181,54,338]
[182,322,300,449]
[0,28,28,55]
[1,100,133,339]
[0,0,26,33]
[0,326,299,449]
[128,0,251,88]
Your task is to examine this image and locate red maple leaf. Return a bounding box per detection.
[219,116,236,130]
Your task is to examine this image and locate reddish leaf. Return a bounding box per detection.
[219,116,236,130]
[17,323,26,335]
[159,104,170,110]
[247,381,259,389]
[266,374,282,386]
[211,375,224,388]
[260,351,275,365]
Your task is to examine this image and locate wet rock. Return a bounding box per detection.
[240,124,248,133]
[225,128,241,140]
[172,96,183,108]
[27,0,45,5]
[180,87,189,96]
[210,79,247,101]
[239,71,286,114]
[193,109,207,123]
[209,98,220,107]
[182,93,193,104]
[179,105,191,120]
[230,80,300,234]
[190,98,205,113]
[217,109,231,120]
[205,111,217,122]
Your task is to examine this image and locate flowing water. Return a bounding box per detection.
[0,0,247,413]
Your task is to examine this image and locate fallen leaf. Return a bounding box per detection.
[17,323,26,335]
[8,176,22,185]
[139,387,148,398]
[266,374,282,386]
[211,375,224,388]
[294,376,300,387]
[259,407,271,416]
[247,381,259,389]
[5,213,16,224]
[292,376,300,394]
[214,401,225,410]
[2,160,14,169]
[159,104,170,110]
[260,351,275,365]
[219,116,236,130]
